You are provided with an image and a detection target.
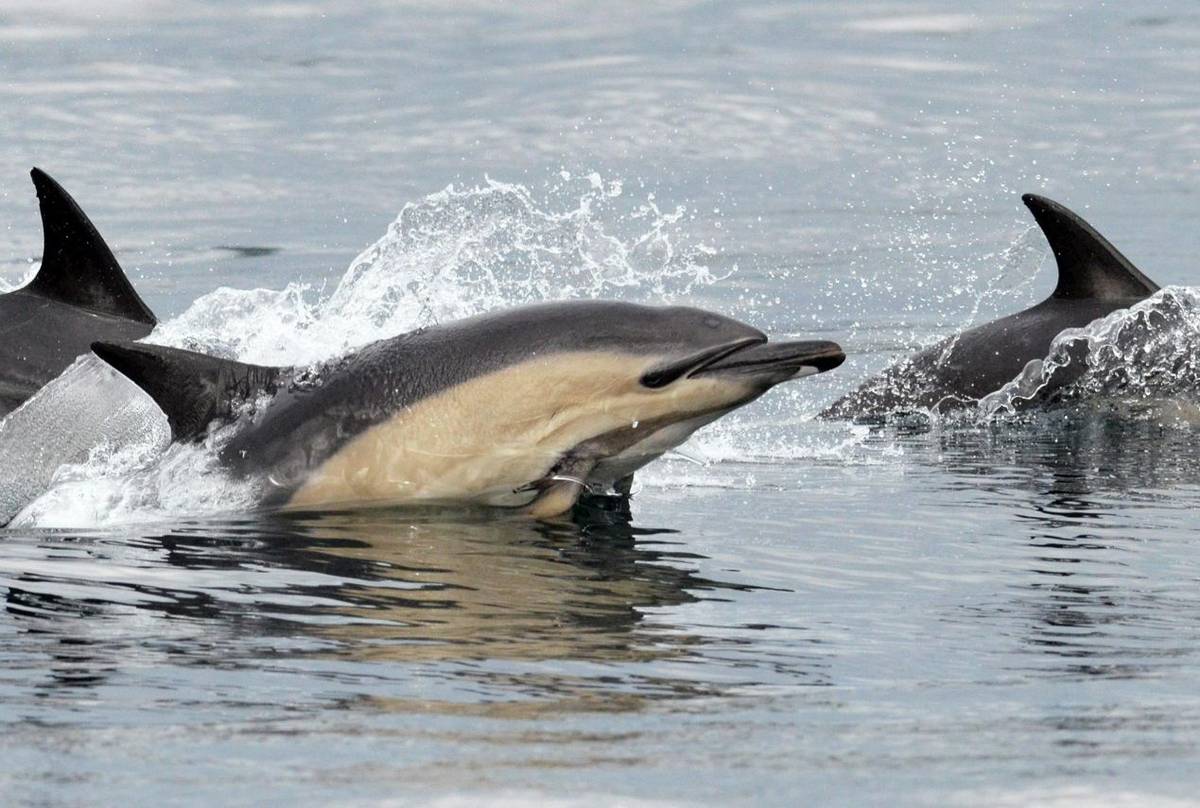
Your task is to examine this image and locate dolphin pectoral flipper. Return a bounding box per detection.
[1022,193,1159,301]
[26,168,156,324]
[518,456,597,519]
[91,341,285,441]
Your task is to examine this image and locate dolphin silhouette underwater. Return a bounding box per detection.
[0,168,157,416]
[91,302,844,517]
[822,194,1161,419]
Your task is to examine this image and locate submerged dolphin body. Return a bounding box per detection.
[0,169,156,416]
[822,195,1161,419]
[92,302,845,517]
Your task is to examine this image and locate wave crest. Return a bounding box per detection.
[981,287,1200,417]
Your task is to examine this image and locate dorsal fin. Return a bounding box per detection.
[1022,193,1159,301]
[25,168,156,324]
[91,341,284,441]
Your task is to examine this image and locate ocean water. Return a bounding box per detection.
[2,1,1200,805]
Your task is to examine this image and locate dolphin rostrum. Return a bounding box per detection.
[91,302,845,517]
[0,168,157,416]
[822,194,1161,419]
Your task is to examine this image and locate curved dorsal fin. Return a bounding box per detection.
[91,341,284,441]
[25,168,156,325]
[1022,193,1159,301]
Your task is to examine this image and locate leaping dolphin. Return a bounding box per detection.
[0,169,157,416]
[822,194,1161,419]
[91,302,845,517]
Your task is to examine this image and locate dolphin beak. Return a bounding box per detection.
[690,339,846,384]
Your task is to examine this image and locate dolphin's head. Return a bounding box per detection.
[629,305,845,393]
[476,302,845,504]
[490,301,845,393]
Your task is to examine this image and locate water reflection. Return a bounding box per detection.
[280,502,729,665]
[919,410,1200,682]
[0,498,789,711]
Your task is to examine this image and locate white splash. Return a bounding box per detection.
[0,356,169,525]
[151,176,724,366]
[980,287,1200,418]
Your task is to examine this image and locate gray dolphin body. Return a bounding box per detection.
[822,194,1161,419]
[0,169,156,416]
[92,302,844,517]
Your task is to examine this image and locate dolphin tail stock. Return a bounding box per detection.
[90,341,285,441]
[25,168,157,325]
[1022,193,1159,301]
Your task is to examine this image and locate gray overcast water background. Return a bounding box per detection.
[2,1,1200,806]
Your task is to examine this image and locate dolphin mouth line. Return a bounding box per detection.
[683,336,768,378]
[640,336,766,389]
[690,339,847,379]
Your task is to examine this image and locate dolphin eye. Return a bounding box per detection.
[640,366,682,389]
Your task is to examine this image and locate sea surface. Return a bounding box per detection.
[2,1,1200,805]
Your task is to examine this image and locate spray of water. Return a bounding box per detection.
[979,287,1200,418]
[152,175,724,366]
